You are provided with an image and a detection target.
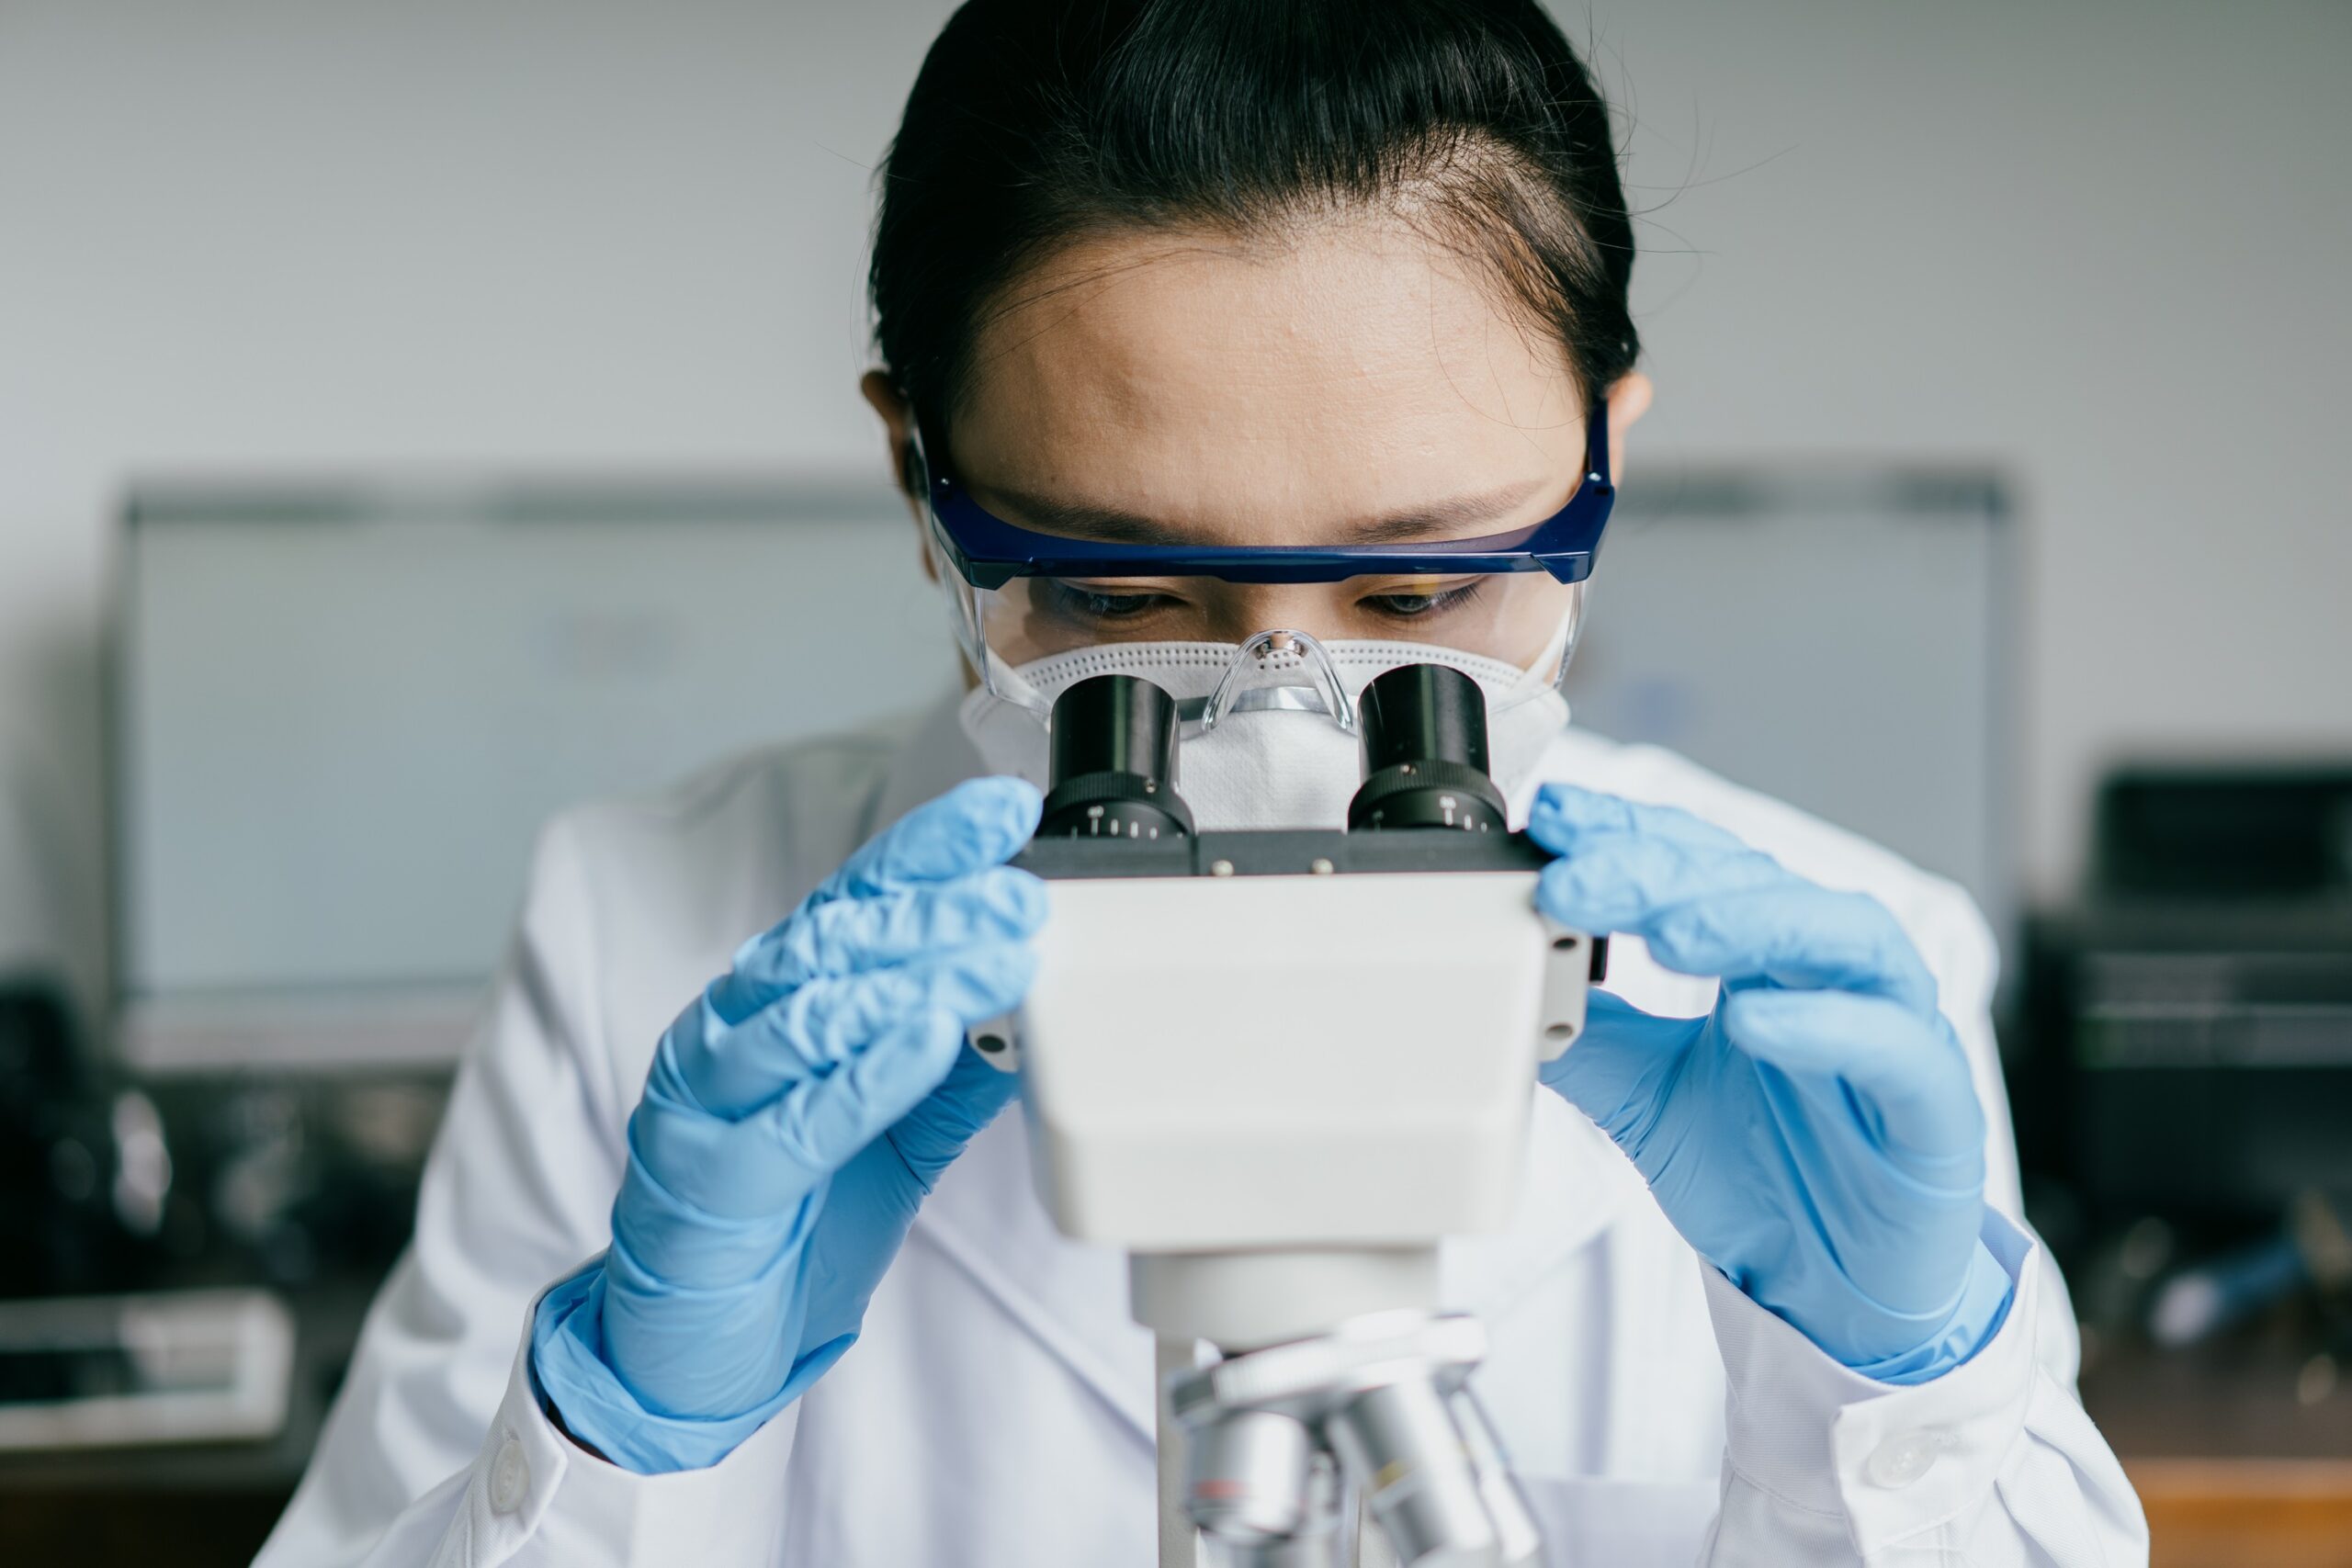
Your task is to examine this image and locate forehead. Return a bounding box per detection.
[949,213,1582,524]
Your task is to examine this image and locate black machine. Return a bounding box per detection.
[2016,766,2352,1222]
[2013,765,2352,1346]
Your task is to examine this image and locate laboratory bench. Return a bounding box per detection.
[0,1278,376,1566]
[3,1053,2346,1565]
[0,1048,437,1568]
[2081,1334,2352,1568]
[4,1286,2347,1566]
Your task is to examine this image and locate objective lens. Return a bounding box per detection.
[1038,674,1195,840]
[1325,1374,1501,1567]
[1184,1408,1315,1544]
[1346,664,1508,833]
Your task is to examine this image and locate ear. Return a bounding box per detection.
[860,369,923,498]
[1603,370,1654,484]
[860,369,939,584]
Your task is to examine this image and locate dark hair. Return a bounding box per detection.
[869,0,1639,453]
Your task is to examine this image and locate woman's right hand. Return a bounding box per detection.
[531,777,1046,1473]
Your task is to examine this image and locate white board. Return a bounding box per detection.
[114,479,957,1067]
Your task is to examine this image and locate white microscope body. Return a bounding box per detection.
[974,663,1598,1568]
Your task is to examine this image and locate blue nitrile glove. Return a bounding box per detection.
[531,777,1044,1472]
[1527,784,2014,1383]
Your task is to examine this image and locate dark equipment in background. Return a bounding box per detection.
[2017,766,2352,1234]
[0,971,445,1563]
[1,974,441,1308]
[2013,764,2352,1450]
[0,978,160,1299]
[2095,767,2352,900]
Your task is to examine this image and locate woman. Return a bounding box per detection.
[258,3,2144,1563]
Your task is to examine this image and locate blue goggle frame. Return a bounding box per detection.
[916,403,1614,592]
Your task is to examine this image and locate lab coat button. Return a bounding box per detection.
[1864,1430,1939,1489]
[491,1435,529,1514]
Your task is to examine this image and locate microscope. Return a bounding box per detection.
[970,656,1604,1567]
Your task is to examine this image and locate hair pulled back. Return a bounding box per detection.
[869,0,1638,445]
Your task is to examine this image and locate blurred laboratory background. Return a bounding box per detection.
[1,3,2346,1564]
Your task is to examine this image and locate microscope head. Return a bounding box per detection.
[985,660,1598,1314]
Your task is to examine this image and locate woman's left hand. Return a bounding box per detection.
[1527,784,2015,1382]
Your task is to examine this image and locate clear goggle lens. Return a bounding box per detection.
[929,532,1587,727]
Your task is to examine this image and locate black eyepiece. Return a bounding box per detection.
[1346,664,1509,833]
[1037,674,1195,840]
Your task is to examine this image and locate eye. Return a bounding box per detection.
[1040,581,1179,620]
[1361,581,1486,618]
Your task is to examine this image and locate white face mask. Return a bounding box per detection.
[958,616,1575,831]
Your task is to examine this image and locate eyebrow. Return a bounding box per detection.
[974,476,1556,548]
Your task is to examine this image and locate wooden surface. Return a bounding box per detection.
[2132,1460,2352,1568]
[2084,1332,2352,1568]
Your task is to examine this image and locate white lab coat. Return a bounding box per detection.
[254,694,2147,1568]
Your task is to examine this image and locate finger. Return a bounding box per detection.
[715,869,1046,1018]
[1720,987,1985,1169]
[770,1008,970,1179]
[886,1043,1023,1193]
[1536,831,1792,932]
[765,944,1038,1065]
[810,777,1042,905]
[629,1005,981,1223]
[1527,784,1755,861]
[1536,989,1706,1142]
[795,1041,1022,1348]
[1646,886,1934,1008]
[686,943,1038,1115]
[1540,843,1935,1012]
[1647,886,1936,1013]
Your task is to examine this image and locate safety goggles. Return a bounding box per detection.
[912,401,1613,717]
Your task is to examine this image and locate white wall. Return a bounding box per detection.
[0,0,944,1004]
[3,0,2347,1004]
[1599,0,2352,908]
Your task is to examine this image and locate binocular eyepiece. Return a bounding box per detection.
[1035,663,1510,839]
[1037,671,1197,841]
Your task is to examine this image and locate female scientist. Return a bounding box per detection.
[257,2,2144,1563]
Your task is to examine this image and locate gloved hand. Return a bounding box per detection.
[532,777,1046,1472]
[1527,784,2014,1382]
